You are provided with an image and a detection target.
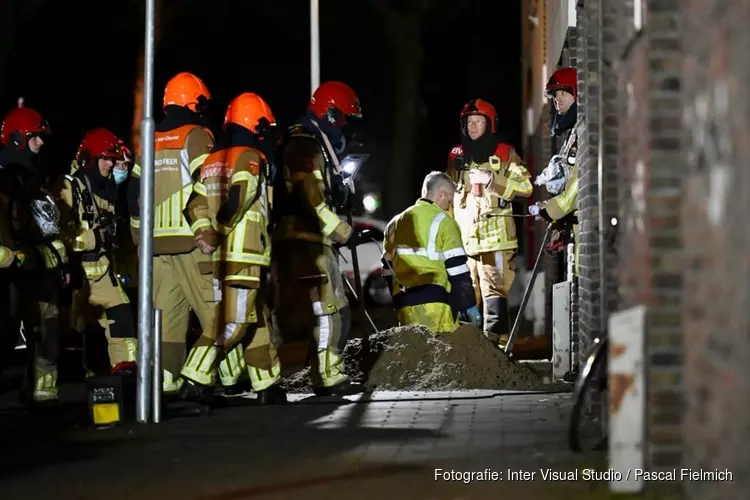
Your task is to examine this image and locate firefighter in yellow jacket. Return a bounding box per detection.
[446,98,533,348]
[273,81,366,397]
[383,171,481,333]
[127,72,233,396]
[52,128,137,369]
[0,105,68,404]
[529,67,580,273]
[181,92,286,405]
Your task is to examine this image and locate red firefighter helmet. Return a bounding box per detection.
[75,128,125,169]
[309,81,362,126]
[117,139,133,163]
[0,107,51,151]
[460,98,498,135]
[544,67,577,99]
[163,72,212,113]
[224,92,276,134]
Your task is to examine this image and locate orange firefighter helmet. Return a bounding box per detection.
[460,98,498,135]
[75,128,125,169]
[1,106,51,150]
[224,93,276,135]
[309,81,362,126]
[544,67,577,99]
[163,72,211,113]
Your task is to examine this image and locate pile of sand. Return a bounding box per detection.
[362,324,546,391]
[279,323,548,393]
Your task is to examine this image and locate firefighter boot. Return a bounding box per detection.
[314,380,366,397]
[485,297,510,348]
[179,379,215,415]
[256,383,287,405]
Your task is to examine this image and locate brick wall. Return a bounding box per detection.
[574,0,601,360]
[682,1,750,498]
[616,0,685,470]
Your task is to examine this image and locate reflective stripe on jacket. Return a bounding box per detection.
[273,126,352,247]
[130,125,214,255]
[447,143,532,256]
[54,174,111,281]
[383,199,468,309]
[184,145,271,287]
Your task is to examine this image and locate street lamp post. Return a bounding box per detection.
[310,0,320,94]
[136,0,157,424]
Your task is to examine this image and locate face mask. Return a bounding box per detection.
[113,169,128,185]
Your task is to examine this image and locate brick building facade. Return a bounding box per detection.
[522,0,747,496]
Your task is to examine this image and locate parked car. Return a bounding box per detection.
[338,216,392,307]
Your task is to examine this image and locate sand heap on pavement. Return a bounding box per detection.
[280,324,547,393]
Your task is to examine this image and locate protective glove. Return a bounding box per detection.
[468,168,492,186]
[464,306,482,328]
[528,204,540,217]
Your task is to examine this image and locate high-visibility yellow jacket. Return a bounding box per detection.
[540,127,579,273]
[184,145,271,288]
[52,166,117,282]
[447,143,533,256]
[273,125,352,246]
[541,128,579,221]
[129,124,214,255]
[383,198,476,314]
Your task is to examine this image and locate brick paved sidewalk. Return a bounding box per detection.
[0,389,674,500]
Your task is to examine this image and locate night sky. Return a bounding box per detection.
[2,0,520,218]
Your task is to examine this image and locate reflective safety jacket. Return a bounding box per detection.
[447,143,532,256]
[382,199,476,314]
[53,166,116,282]
[129,125,214,255]
[273,124,352,247]
[541,129,579,221]
[184,145,271,288]
[0,161,67,272]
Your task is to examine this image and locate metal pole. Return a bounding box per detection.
[505,223,553,356]
[152,309,162,423]
[310,0,320,94]
[136,0,157,424]
[596,0,608,340]
[346,212,369,353]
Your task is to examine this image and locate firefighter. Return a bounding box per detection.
[181,92,285,404]
[446,98,533,348]
[0,105,69,404]
[529,67,579,273]
[273,81,366,397]
[127,72,223,396]
[52,128,137,369]
[382,171,481,332]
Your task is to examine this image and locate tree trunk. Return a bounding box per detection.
[375,0,430,217]
[386,44,424,216]
[130,0,165,151]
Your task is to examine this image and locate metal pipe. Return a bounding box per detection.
[342,276,379,334]
[152,308,163,423]
[136,0,157,424]
[346,213,369,353]
[596,0,607,339]
[310,0,320,94]
[505,223,554,357]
